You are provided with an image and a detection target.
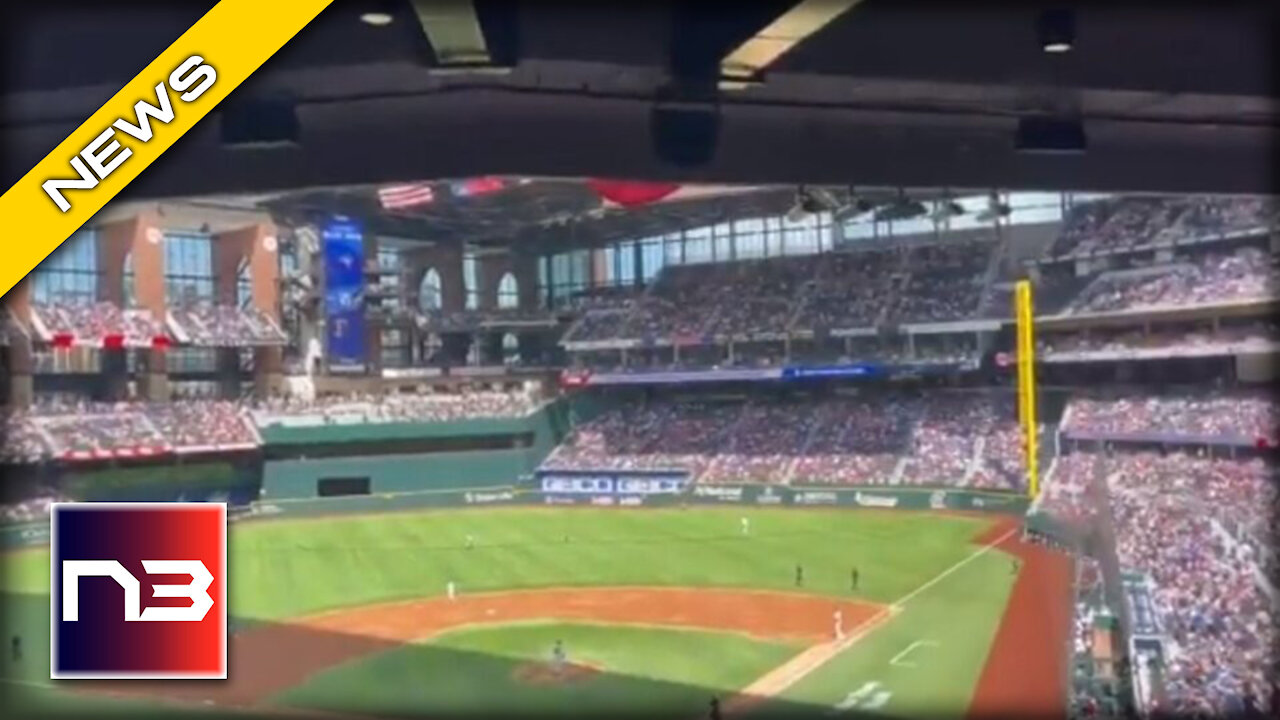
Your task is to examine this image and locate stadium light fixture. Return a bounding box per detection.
[720,0,866,90]
[1037,8,1075,53]
[360,12,394,27]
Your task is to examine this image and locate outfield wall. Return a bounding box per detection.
[240,483,1030,522]
[0,483,1028,550]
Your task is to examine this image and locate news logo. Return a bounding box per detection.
[50,502,226,680]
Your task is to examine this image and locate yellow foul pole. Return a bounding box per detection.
[1015,280,1039,499]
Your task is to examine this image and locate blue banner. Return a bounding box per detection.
[323,218,366,370]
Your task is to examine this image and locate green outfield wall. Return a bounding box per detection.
[259,404,565,500]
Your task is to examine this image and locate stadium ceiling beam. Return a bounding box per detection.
[410,0,506,73]
[719,0,865,90]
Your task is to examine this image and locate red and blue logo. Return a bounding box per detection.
[50,502,226,680]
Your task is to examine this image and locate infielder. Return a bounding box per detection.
[551,639,566,674]
[740,516,750,536]
[833,609,844,640]
[447,581,457,601]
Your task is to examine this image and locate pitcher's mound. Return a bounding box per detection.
[511,660,603,687]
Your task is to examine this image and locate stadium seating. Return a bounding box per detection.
[1040,322,1279,360]
[1104,452,1274,717]
[1062,247,1277,315]
[169,303,288,346]
[251,390,540,427]
[32,302,167,346]
[1063,392,1275,443]
[544,393,1024,489]
[1051,196,1276,258]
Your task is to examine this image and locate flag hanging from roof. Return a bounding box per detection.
[377,183,436,210]
[587,179,681,208]
[450,176,505,198]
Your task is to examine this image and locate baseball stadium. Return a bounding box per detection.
[0,4,1277,720]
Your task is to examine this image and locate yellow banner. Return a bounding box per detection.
[0,0,332,299]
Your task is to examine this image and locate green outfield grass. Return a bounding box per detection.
[0,506,1016,718]
[275,621,804,717]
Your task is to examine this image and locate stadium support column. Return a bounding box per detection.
[1015,280,1040,499]
[249,224,283,398]
[4,278,34,407]
[102,209,168,401]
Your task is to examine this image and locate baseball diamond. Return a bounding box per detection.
[0,504,1070,718]
[2,179,1274,720]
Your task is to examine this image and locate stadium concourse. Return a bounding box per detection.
[1,186,1277,719]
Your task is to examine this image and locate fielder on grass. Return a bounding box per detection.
[740,517,750,536]
[551,639,567,674]
[447,580,457,601]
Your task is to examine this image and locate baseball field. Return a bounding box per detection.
[0,505,1071,719]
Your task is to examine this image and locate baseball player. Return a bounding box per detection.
[551,639,566,674]
[708,696,722,720]
[465,534,475,550]
[850,566,859,591]
[10,634,20,662]
[1011,559,1021,576]
[795,563,804,588]
[833,609,844,640]
[740,516,750,536]
[447,581,456,601]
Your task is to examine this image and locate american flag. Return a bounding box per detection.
[377,183,435,210]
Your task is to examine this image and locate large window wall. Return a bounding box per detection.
[164,232,216,373]
[538,191,1079,304]
[164,231,216,304]
[32,230,99,304]
[539,210,835,305]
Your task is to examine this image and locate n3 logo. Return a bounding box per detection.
[61,560,214,622]
[50,502,227,680]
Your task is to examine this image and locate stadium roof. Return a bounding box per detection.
[2,1,1275,197]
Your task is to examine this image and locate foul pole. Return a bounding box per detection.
[1014,280,1039,499]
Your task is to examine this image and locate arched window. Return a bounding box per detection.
[497,272,519,309]
[502,332,520,365]
[122,252,135,307]
[418,268,442,311]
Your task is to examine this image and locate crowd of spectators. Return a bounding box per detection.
[146,400,258,448]
[1037,453,1100,528]
[701,402,820,483]
[1064,392,1275,443]
[34,403,170,456]
[1,491,66,525]
[170,303,288,346]
[415,308,556,332]
[34,302,166,345]
[1052,196,1276,258]
[1063,246,1277,315]
[899,395,1021,489]
[789,398,915,485]
[251,389,540,426]
[1104,452,1275,717]
[885,240,994,324]
[561,241,999,350]
[1040,322,1279,360]
[545,393,1025,490]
